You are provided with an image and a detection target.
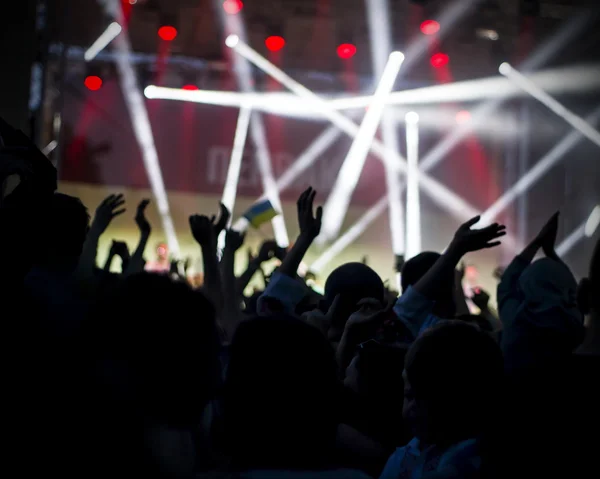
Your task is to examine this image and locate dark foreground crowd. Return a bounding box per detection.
[1,118,599,479]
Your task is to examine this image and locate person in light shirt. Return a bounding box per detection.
[145,242,170,274]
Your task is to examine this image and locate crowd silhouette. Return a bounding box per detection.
[1,117,599,479]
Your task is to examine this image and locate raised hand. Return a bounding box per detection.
[110,240,130,260]
[346,298,388,332]
[225,229,246,252]
[135,199,151,236]
[213,203,231,236]
[297,187,322,240]
[303,294,342,337]
[449,216,506,256]
[92,194,126,235]
[535,212,559,257]
[189,214,217,248]
[257,239,279,262]
[471,287,491,311]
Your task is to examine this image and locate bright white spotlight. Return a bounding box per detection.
[321,51,405,240]
[479,105,600,225]
[405,112,421,259]
[586,205,600,237]
[85,22,122,61]
[225,34,240,48]
[405,111,420,123]
[106,2,180,254]
[501,62,600,149]
[498,62,511,75]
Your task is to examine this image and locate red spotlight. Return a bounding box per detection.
[420,20,440,35]
[158,25,177,41]
[182,84,199,91]
[223,0,243,15]
[265,35,285,52]
[337,43,357,59]
[430,53,449,68]
[84,75,103,91]
[456,110,472,124]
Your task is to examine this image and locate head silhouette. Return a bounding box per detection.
[37,193,89,270]
[403,321,503,446]
[402,252,457,318]
[223,315,339,470]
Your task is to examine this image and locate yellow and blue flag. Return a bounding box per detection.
[243,199,278,228]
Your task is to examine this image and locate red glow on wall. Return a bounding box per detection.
[420,20,440,35]
[430,53,449,68]
[84,75,103,91]
[265,36,286,52]
[158,26,178,41]
[337,43,357,59]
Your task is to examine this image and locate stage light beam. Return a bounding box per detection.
[586,205,600,238]
[500,62,600,150]
[321,51,405,240]
[405,112,421,259]
[85,22,122,61]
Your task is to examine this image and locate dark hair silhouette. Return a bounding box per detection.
[401,252,457,318]
[405,321,503,446]
[36,193,90,270]
[222,315,340,471]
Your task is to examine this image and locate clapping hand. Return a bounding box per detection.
[212,203,231,236]
[92,194,126,235]
[449,216,506,256]
[297,187,322,240]
[225,229,246,252]
[135,199,151,236]
[189,214,217,248]
[110,240,130,260]
[535,212,560,258]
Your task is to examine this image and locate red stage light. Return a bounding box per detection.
[430,53,449,68]
[158,26,178,41]
[337,43,357,59]
[84,75,103,91]
[223,0,243,15]
[420,20,440,35]
[182,84,199,91]
[265,35,285,52]
[456,110,472,124]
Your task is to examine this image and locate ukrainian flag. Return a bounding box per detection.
[243,199,279,228]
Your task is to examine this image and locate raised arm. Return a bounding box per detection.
[190,204,229,310]
[414,216,506,300]
[77,194,126,285]
[105,240,130,273]
[498,212,559,318]
[257,187,321,315]
[279,187,322,278]
[235,240,279,295]
[125,199,151,276]
[221,228,246,339]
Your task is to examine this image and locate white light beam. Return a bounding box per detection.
[366,0,405,257]
[405,112,421,259]
[585,205,600,238]
[321,51,405,240]
[227,37,482,227]
[105,0,179,254]
[479,106,600,225]
[500,62,600,150]
[85,22,122,61]
[556,223,587,257]
[218,105,252,252]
